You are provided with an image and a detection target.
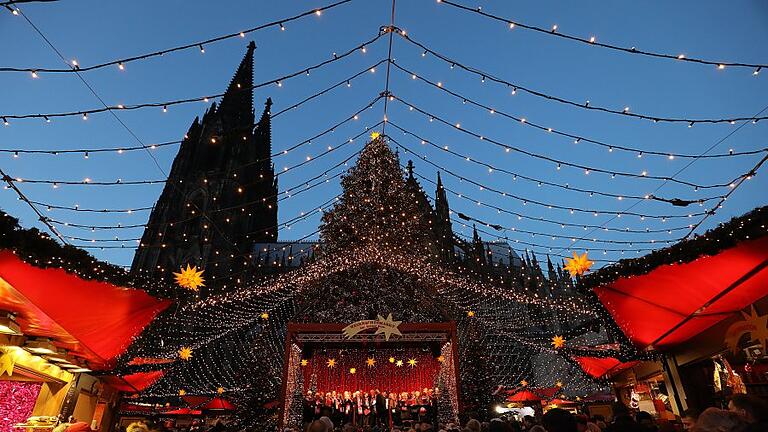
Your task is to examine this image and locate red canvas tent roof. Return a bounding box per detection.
[592,236,768,348]
[161,408,202,416]
[0,250,171,369]
[201,397,236,411]
[573,356,639,379]
[101,371,165,393]
[506,390,542,402]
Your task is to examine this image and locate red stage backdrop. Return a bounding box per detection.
[302,348,442,394]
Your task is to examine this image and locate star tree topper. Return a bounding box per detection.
[564,252,594,277]
[551,335,566,349]
[178,346,193,361]
[174,264,205,291]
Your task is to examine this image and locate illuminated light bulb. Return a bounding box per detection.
[31,70,38,78]
[637,152,643,158]
[437,81,442,87]
[574,138,581,144]
[677,54,685,60]
[118,62,125,70]
[279,22,285,31]
[641,171,647,176]
[584,169,590,175]
[198,44,205,53]
[44,116,50,123]
[668,155,674,160]
[117,149,124,154]
[3,117,8,126]
[82,112,88,120]
[276,81,282,87]
[150,145,157,149]
[369,67,376,73]
[556,163,561,170]
[617,196,623,200]
[421,50,427,57]
[239,31,245,38]
[13,151,18,158]
[520,118,526,123]
[688,122,694,128]
[455,123,460,128]
[11,7,19,15]
[509,22,515,29]
[551,24,558,32]
[353,115,359,120]
[490,109,495,114]
[71,59,79,67]
[203,97,209,103]
[623,106,630,113]
[84,151,89,159]
[717,64,725,70]
[117,104,125,109]
[162,105,168,113]
[481,76,485,83]
[361,45,366,53]
[315,9,321,15]
[754,67,761,76]
[589,36,596,43]
[511,87,517,95]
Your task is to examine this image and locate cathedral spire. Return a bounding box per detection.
[218,41,256,130]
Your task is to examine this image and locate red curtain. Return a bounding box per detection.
[302,348,442,394]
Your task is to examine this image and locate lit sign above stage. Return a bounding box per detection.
[342,313,402,341]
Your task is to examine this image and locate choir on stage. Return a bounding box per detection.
[301,388,439,429]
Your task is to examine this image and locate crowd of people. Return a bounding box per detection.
[302,389,439,429]
[292,394,768,432]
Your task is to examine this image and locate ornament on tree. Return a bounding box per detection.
[564,252,594,277]
[551,335,566,349]
[178,346,193,361]
[173,264,205,291]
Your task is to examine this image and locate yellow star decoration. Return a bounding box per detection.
[395,360,404,367]
[743,306,768,350]
[467,310,475,317]
[178,389,187,396]
[520,380,528,387]
[217,387,225,395]
[0,351,15,377]
[173,264,205,291]
[370,131,381,140]
[436,355,445,363]
[407,358,418,368]
[564,251,594,277]
[326,358,336,368]
[178,346,193,361]
[349,368,357,375]
[555,380,563,388]
[366,358,376,367]
[300,359,309,367]
[552,335,566,349]
[388,357,396,363]
[260,312,269,320]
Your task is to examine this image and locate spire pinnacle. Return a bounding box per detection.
[218,41,256,129]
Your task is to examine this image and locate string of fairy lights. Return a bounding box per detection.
[2,0,766,425]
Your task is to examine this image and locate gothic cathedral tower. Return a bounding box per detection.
[131,42,277,293]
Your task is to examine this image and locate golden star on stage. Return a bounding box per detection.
[260,312,269,320]
[217,387,225,395]
[395,360,404,367]
[366,358,376,367]
[564,251,594,277]
[551,335,566,349]
[436,355,445,363]
[370,131,381,140]
[300,359,309,367]
[388,357,395,363]
[178,389,187,396]
[326,358,336,368]
[173,264,205,291]
[178,346,193,361]
[349,368,357,375]
[375,313,402,341]
[407,358,418,368]
[467,310,475,317]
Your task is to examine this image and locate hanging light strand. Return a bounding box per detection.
[0,0,356,74]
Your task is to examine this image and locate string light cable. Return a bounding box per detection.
[385,136,708,220]
[393,62,767,160]
[0,0,356,74]
[389,121,724,206]
[392,94,755,190]
[396,31,768,125]
[405,162,696,235]
[436,0,767,74]
[0,35,386,122]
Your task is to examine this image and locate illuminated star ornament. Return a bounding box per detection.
[467,310,475,317]
[436,355,445,363]
[551,335,566,349]
[520,380,528,387]
[173,264,205,291]
[366,358,376,367]
[178,389,187,396]
[374,313,403,341]
[407,358,418,368]
[260,312,269,320]
[395,360,404,367]
[388,357,396,363]
[217,387,225,395]
[349,367,357,375]
[370,131,381,140]
[300,359,309,367]
[564,251,594,277]
[178,346,193,361]
[326,358,336,368]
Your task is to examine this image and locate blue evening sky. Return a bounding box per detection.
[1,0,766,269]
